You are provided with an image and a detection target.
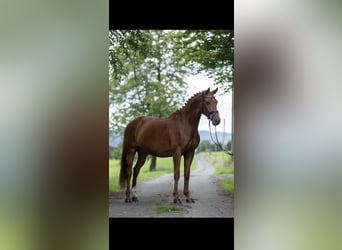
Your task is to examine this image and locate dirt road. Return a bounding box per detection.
[108,154,234,217]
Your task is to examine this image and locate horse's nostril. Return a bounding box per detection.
[212,118,220,126]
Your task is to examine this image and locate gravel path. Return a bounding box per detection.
[109,154,234,217]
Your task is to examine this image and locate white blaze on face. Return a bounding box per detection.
[131,187,137,198]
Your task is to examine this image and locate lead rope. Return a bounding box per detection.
[208,120,233,156]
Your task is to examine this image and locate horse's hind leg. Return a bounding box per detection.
[131,151,148,201]
[125,148,136,202]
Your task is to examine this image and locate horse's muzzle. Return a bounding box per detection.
[206,110,221,126]
[212,117,221,126]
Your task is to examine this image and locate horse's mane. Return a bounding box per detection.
[176,90,203,114]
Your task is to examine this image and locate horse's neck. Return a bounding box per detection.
[178,98,202,133]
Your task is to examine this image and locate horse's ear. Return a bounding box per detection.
[212,87,218,95]
[205,88,210,94]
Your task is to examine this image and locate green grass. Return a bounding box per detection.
[221,179,234,193]
[201,152,234,193]
[155,203,183,214]
[109,159,120,192]
[109,156,197,192]
[201,152,234,175]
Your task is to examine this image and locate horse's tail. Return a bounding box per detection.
[119,119,139,189]
[119,144,128,189]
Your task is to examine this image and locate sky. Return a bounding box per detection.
[185,74,232,133]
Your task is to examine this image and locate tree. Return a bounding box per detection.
[174,30,234,93]
[109,145,122,160]
[198,140,212,152]
[227,140,231,151]
[109,30,190,170]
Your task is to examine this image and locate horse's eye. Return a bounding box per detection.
[205,101,210,105]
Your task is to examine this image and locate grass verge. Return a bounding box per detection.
[201,152,234,193]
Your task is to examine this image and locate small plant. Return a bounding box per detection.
[155,203,183,214]
[221,179,234,193]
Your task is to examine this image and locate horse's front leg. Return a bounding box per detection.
[183,151,195,203]
[172,151,182,204]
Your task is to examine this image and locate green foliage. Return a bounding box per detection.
[227,140,232,151]
[197,140,231,153]
[174,30,234,93]
[109,145,122,159]
[109,30,190,135]
[197,140,214,152]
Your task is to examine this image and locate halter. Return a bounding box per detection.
[202,93,218,121]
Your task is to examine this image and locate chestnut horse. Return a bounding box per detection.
[119,87,221,203]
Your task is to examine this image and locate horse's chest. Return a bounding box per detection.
[182,133,200,151]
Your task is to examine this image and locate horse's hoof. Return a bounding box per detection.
[125,198,131,203]
[186,198,195,203]
[132,197,139,202]
[173,198,181,204]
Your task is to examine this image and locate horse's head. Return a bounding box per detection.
[202,87,221,126]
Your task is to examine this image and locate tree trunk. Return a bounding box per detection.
[149,156,157,171]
